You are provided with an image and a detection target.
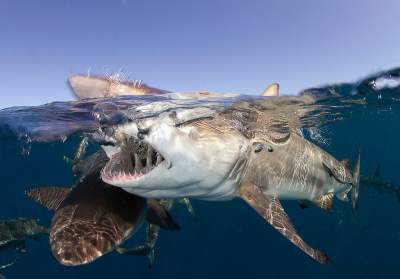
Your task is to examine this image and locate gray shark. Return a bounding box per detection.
[0,218,48,253]
[97,96,360,264]
[0,218,48,272]
[26,149,180,266]
[360,165,400,202]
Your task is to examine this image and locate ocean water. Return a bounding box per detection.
[0,67,400,279]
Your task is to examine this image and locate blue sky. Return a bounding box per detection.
[0,0,399,108]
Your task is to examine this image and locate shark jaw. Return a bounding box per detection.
[101,121,249,200]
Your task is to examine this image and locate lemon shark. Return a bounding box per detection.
[65,73,361,264]
[80,94,359,265]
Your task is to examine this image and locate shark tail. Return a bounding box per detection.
[351,152,361,211]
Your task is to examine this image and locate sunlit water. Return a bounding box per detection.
[0,67,400,278]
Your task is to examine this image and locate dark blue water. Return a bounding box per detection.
[1,67,400,278]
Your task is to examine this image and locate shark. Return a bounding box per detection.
[0,218,49,253]
[85,95,360,265]
[0,218,48,272]
[3,72,358,265]
[68,74,280,100]
[64,73,360,264]
[26,149,181,266]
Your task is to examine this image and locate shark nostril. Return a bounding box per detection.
[254,144,263,153]
[267,146,274,152]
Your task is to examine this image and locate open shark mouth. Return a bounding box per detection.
[101,138,166,184]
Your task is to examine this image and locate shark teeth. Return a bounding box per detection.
[101,169,145,183]
[101,138,166,184]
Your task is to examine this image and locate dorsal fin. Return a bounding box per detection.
[25,187,71,211]
[261,83,279,97]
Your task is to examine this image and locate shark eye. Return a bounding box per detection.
[137,128,150,140]
[253,143,263,153]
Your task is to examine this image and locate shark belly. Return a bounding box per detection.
[121,178,238,201]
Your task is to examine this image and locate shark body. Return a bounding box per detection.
[26,149,180,266]
[92,94,360,264]
[0,218,48,253]
[64,73,359,264]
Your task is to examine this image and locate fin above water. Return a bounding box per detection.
[146,199,180,230]
[25,187,71,211]
[312,193,334,211]
[239,183,329,264]
[261,83,280,97]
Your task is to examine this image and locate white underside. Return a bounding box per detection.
[105,121,248,201]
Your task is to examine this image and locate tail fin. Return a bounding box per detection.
[351,152,361,211]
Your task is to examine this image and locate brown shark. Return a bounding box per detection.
[26,150,179,266]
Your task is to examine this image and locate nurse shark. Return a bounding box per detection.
[26,149,182,266]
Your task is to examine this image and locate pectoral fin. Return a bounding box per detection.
[25,187,71,211]
[312,193,334,211]
[116,224,160,267]
[178,198,195,216]
[239,183,329,264]
[146,199,180,230]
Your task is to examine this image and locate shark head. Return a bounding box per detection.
[101,118,250,200]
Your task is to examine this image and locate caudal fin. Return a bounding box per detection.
[351,152,361,211]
